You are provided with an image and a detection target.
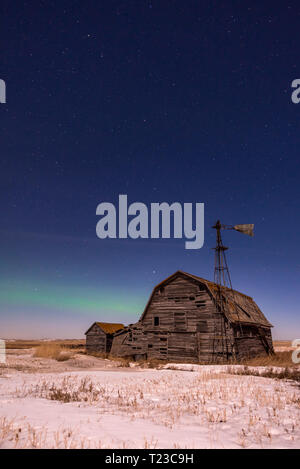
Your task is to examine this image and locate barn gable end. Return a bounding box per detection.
[141,273,216,332]
[138,272,230,361]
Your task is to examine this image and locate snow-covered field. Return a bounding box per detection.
[0,349,299,449]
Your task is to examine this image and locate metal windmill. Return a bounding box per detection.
[211,220,254,360]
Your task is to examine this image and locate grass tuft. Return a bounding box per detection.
[228,365,300,383]
[34,344,73,362]
[239,351,299,368]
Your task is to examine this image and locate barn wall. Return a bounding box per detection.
[105,335,114,353]
[110,275,273,362]
[86,324,106,353]
[143,276,215,331]
[141,276,234,362]
[110,332,130,356]
[110,323,147,358]
[234,326,274,359]
[265,328,274,353]
[235,336,268,359]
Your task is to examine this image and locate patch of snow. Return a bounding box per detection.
[0,353,299,449]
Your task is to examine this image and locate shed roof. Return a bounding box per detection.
[140,270,272,328]
[85,322,124,335]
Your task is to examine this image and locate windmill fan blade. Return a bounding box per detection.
[233,224,254,236]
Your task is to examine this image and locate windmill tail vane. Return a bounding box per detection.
[233,224,254,237]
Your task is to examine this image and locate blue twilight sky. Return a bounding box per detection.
[0,1,299,339]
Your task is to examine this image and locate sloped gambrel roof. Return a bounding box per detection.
[139,270,272,328]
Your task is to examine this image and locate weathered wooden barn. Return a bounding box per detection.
[85,322,124,353]
[110,270,274,362]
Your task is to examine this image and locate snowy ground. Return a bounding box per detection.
[0,349,299,449]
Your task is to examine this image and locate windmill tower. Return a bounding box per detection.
[211,220,254,361]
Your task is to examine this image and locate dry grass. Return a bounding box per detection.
[4,366,300,448]
[56,352,73,362]
[107,356,168,369]
[228,365,300,384]
[238,351,298,368]
[87,351,108,359]
[133,352,298,369]
[143,358,168,369]
[107,355,132,367]
[34,344,73,362]
[273,340,293,348]
[6,339,85,350]
[84,352,133,367]
[0,415,161,449]
[34,344,61,359]
[14,370,300,438]
[47,376,101,403]
[115,357,132,367]
[0,417,103,449]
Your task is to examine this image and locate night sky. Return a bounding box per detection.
[1,1,299,339]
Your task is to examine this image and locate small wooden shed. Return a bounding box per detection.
[85,322,124,354]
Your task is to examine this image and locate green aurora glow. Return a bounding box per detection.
[0,280,145,316]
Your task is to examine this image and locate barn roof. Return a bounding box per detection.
[85,322,124,335]
[113,322,141,337]
[140,270,272,328]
